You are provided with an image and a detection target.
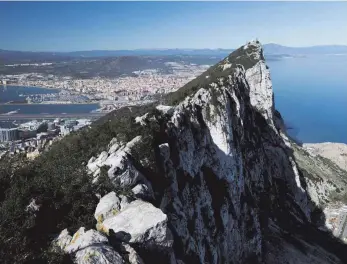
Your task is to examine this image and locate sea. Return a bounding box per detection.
[269,55,347,144]
[0,55,346,144]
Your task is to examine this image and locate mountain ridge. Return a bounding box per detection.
[1,43,347,60]
[1,40,347,264]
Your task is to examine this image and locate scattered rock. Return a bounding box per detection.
[26,198,40,213]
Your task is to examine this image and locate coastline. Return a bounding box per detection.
[1,84,60,90]
[0,102,99,106]
[1,85,100,106]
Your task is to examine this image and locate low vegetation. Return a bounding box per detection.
[0,102,170,263]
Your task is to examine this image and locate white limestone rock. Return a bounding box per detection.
[64,227,124,264]
[94,192,121,222]
[26,198,40,213]
[87,151,109,175]
[119,194,131,211]
[54,228,72,251]
[65,227,109,254]
[122,243,144,264]
[156,105,174,115]
[132,183,154,200]
[74,246,124,264]
[222,63,232,71]
[99,200,173,248]
[88,136,154,196]
[245,61,274,122]
[108,138,121,154]
[135,113,149,126]
[103,136,147,188]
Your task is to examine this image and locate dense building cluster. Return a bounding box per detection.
[0,118,91,159]
[0,62,209,108]
[325,204,347,242]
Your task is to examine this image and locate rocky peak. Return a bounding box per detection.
[58,41,347,264]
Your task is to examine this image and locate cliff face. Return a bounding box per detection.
[57,41,347,264]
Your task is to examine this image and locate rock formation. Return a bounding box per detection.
[56,41,347,263]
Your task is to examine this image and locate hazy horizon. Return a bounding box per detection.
[1,2,346,52]
[2,43,347,53]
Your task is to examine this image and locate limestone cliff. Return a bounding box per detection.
[56,41,347,264]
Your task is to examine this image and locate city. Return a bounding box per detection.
[0,60,210,159]
[1,61,209,107]
[0,118,93,159]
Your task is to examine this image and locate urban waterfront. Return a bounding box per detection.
[0,85,100,114]
[0,103,100,115]
[0,85,59,103]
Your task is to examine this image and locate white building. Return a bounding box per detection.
[0,128,19,142]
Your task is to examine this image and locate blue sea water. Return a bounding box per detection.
[268,55,347,144]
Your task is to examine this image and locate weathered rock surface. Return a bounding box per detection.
[94,192,122,222]
[98,199,173,248]
[87,136,153,195]
[55,227,124,264]
[84,41,347,263]
[25,198,41,214]
[121,243,145,264]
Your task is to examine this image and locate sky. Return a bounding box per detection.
[0,1,346,52]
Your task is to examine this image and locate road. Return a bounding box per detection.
[0,113,106,120]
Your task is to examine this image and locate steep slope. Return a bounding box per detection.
[80,41,347,263]
[1,41,347,264]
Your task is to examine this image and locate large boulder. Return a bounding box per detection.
[98,200,173,248]
[55,227,124,264]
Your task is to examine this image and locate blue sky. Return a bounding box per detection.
[1,1,346,51]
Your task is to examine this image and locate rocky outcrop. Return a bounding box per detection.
[54,227,124,264]
[87,136,153,195]
[97,198,173,247]
[26,198,41,214]
[60,41,347,263]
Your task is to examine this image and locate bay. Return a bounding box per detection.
[0,86,99,114]
[268,55,347,144]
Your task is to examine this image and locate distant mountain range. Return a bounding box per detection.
[263,43,347,55]
[1,44,347,64]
